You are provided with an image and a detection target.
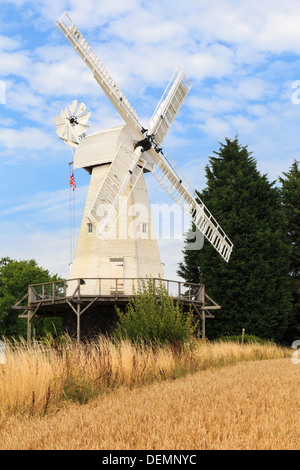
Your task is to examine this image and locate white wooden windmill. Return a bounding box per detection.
[56,12,233,295]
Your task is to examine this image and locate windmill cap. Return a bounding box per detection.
[73,124,152,173]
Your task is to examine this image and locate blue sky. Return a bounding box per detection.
[1,0,300,280]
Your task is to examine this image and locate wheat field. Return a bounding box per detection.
[0,338,298,450]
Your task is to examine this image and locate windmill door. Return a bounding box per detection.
[110,260,124,293]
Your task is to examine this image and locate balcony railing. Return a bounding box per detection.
[27,277,204,305]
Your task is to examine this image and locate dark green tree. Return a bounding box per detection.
[178,138,292,342]
[279,160,300,341]
[0,257,62,338]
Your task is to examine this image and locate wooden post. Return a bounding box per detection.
[28,286,33,304]
[241,328,245,345]
[27,285,32,344]
[77,303,81,344]
[202,311,205,339]
[27,310,32,344]
[201,285,205,339]
[77,278,81,302]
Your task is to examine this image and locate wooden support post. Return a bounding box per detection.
[201,285,205,339]
[27,310,32,344]
[202,310,205,339]
[77,303,81,344]
[77,278,81,302]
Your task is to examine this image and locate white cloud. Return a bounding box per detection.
[108,10,187,46]
[0,222,71,277]
[28,55,97,97]
[188,95,234,116]
[228,115,257,135]
[0,184,88,277]
[0,34,21,51]
[199,117,232,138]
[64,0,141,29]
[231,78,267,102]
[186,44,234,80]
[0,126,54,150]
[168,0,300,55]
[28,0,141,29]
[0,184,88,221]
[0,50,31,77]
[6,81,44,115]
[2,0,27,5]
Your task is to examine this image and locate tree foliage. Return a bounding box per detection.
[114,278,198,346]
[278,160,300,278]
[0,257,61,338]
[178,138,292,342]
[279,160,300,341]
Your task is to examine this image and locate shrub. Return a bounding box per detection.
[113,278,198,346]
[218,334,271,345]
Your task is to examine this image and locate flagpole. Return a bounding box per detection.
[70,173,73,263]
[73,167,75,263]
[69,164,73,264]
[68,153,75,264]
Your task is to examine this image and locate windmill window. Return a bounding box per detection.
[142,223,148,234]
[87,223,93,233]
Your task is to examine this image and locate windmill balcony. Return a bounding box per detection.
[26,277,204,304]
[12,277,220,343]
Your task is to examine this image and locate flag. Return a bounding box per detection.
[70,170,76,191]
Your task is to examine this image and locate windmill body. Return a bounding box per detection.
[69,124,164,295]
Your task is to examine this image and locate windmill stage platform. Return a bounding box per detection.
[13,277,220,342]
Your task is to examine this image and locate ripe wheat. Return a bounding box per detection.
[0,358,298,450]
[0,337,289,418]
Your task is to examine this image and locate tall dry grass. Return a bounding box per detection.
[0,358,298,450]
[0,336,289,419]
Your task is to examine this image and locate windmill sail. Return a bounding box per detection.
[148,147,233,262]
[148,67,191,147]
[57,12,143,141]
[88,144,145,236]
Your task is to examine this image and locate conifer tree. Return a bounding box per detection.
[178,138,291,341]
[279,160,300,341]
